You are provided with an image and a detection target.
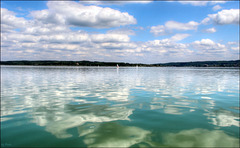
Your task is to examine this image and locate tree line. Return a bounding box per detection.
[0,60,239,67]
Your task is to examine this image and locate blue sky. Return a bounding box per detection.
[1,0,239,63]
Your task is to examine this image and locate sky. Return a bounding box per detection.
[1,0,239,64]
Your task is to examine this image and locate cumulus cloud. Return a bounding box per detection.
[2,23,237,62]
[178,1,208,6]
[202,27,216,33]
[142,38,191,56]
[150,25,167,36]
[1,8,28,32]
[100,42,138,50]
[187,39,239,61]
[165,21,199,30]
[146,39,188,49]
[90,34,130,43]
[231,46,239,51]
[23,24,71,35]
[150,21,199,36]
[191,39,227,53]
[227,42,239,51]
[202,9,239,25]
[210,1,227,5]
[178,1,227,6]
[5,33,40,43]
[1,19,138,61]
[79,0,153,5]
[212,5,222,11]
[1,5,238,63]
[170,33,191,42]
[30,1,136,28]
[107,28,135,35]
[227,41,238,45]
[41,33,90,44]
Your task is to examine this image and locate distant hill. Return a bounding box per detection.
[0,60,146,67]
[154,60,240,67]
[0,60,239,67]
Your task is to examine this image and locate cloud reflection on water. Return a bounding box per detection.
[162,128,239,147]
[80,122,151,147]
[1,66,239,147]
[32,104,133,138]
[204,109,240,127]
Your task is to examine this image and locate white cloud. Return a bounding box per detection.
[212,5,222,11]
[127,1,153,4]
[1,8,28,32]
[210,1,227,5]
[165,21,199,31]
[142,38,191,56]
[227,41,238,45]
[79,0,153,5]
[107,28,135,35]
[193,39,215,45]
[203,27,216,33]
[30,1,136,28]
[178,1,227,6]
[2,22,237,62]
[100,42,137,50]
[170,33,191,42]
[23,24,71,35]
[150,21,199,36]
[202,9,239,25]
[192,39,227,53]
[231,46,239,51]
[178,1,209,6]
[1,5,238,63]
[201,17,211,25]
[227,42,239,51]
[3,32,40,43]
[150,25,167,36]
[40,33,90,44]
[90,34,130,43]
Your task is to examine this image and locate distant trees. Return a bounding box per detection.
[153,60,240,67]
[0,60,239,67]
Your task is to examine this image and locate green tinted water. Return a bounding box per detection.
[1,66,239,147]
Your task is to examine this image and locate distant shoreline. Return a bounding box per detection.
[1,60,239,67]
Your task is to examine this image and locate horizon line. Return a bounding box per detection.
[1,59,239,65]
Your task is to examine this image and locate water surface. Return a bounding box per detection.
[1,66,239,147]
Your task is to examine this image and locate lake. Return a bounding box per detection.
[1,66,239,147]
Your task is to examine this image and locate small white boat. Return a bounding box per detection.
[117,64,119,68]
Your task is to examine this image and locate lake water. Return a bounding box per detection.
[1,66,239,147]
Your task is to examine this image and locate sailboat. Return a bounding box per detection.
[117,64,119,68]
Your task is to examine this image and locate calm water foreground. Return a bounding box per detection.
[1,66,239,147]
